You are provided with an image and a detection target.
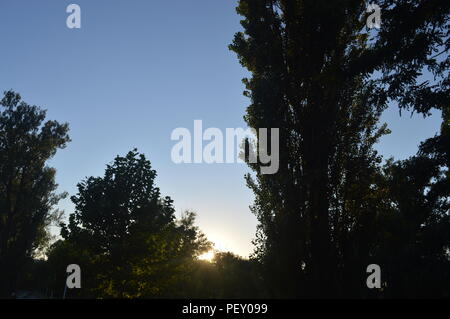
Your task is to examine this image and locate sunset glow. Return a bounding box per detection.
[198,250,215,262]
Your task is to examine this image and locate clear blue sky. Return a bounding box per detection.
[0,0,442,257]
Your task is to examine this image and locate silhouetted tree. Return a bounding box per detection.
[230,0,449,297]
[54,150,210,298]
[375,107,450,297]
[0,91,70,298]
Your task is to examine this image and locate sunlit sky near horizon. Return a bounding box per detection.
[0,0,442,258]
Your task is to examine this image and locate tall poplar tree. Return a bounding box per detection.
[230,0,449,297]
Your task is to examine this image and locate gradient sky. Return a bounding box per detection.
[0,0,442,257]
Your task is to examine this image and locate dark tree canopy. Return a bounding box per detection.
[230,0,449,297]
[0,91,70,298]
[62,149,175,253]
[55,150,211,298]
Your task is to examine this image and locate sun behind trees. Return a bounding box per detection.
[0,0,449,300]
[46,149,212,298]
[0,91,262,299]
[43,149,264,298]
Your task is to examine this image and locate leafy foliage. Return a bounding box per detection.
[53,150,211,298]
[0,91,69,298]
[230,0,449,297]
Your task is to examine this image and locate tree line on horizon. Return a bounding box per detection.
[0,0,449,298]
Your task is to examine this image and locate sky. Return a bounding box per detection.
[0,0,443,257]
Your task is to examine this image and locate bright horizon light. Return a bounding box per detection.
[198,250,215,262]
